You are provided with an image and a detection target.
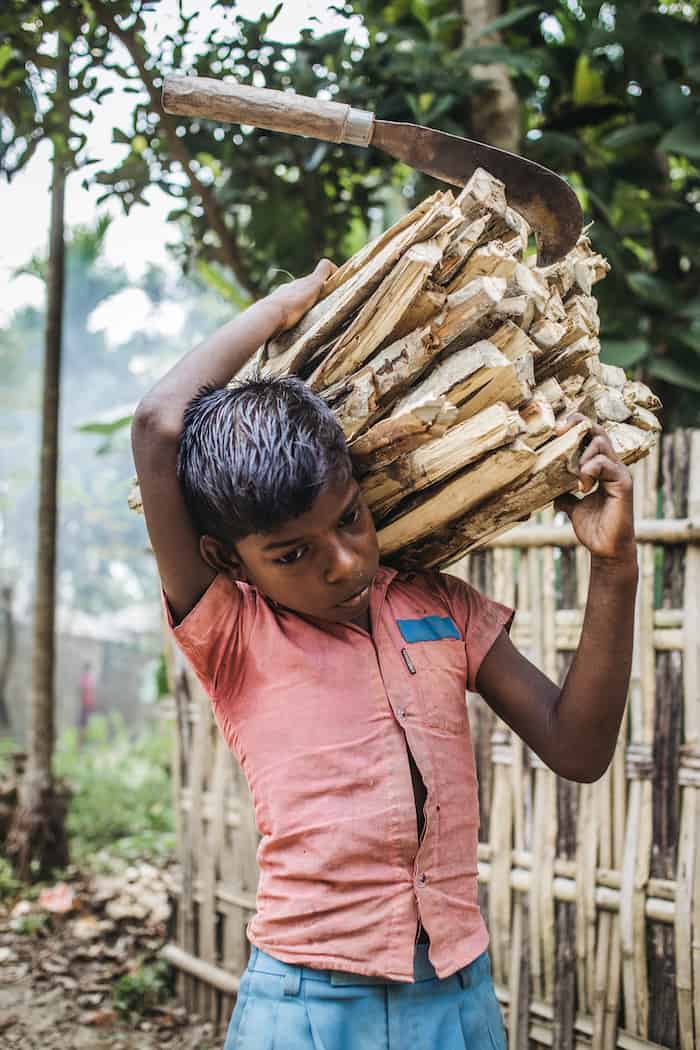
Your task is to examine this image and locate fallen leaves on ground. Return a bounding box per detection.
[0,861,227,1049]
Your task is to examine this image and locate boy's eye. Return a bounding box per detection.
[276,546,307,565]
[340,505,360,527]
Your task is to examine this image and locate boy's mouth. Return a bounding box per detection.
[335,582,371,609]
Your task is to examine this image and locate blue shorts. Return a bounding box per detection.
[223,943,507,1050]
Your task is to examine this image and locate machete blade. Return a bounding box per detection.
[372,121,583,267]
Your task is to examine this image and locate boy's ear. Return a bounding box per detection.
[199,535,249,582]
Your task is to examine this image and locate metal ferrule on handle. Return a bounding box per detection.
[162,74,375,148]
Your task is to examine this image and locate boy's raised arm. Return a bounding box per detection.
[131,260,336,623]
[475,416,639,783]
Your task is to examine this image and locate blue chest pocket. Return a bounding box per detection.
[396,616,461,643]
[396,616,467,732]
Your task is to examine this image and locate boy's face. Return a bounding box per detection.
[231,473,380,629]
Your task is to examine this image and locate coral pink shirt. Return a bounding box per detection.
[165,565,512,982]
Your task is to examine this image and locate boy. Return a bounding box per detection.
[132,259,638,1050]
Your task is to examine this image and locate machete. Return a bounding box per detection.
[162,74,583,266]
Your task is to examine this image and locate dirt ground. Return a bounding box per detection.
[0,863,230,1050]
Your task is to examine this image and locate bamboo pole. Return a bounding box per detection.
[485,518,700,548]
[676,430,700,1050]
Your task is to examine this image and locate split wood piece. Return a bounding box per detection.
[454,167,528,246]
[540,288,567,324]
[349,398,458,473]
[325,325,439,442]
[604,421,660,465]
[507,263,550,315]
[455,167,508,221]
[628,405,662,432]
[489,320,540,363]
[491,293,536,334]
[445,241,519,295]
[600,363,627,389]
[582,354,602,380]
[317,190,447,302]
[127,480,142,514]
[433,214,490,286]
[533,377,566,413]
[431,275,508,352]
[377,439,537,557]
[559,294,600,347]
[560,374,585,398]
[454,353,534,422]
[538,240,609,300]
[390,420,592,569]
[307,237,447,390]
[520,399,556,448]
[558,391,597,423]
[530,317,568,352]
[534,335,599,383]
[263,195,459,375]
[390,339,509,419]
[591,384,633,424]
[361,402,525,518]
[383,282,447,344]
[501,208,530,259]
[623,381,662,413]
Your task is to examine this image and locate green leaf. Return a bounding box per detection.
[658,120,700,162]
[601,338,650,368]
[649,358,700,394]
[673,326,700,354]
[573,54,606,107]
[470,4,538,40]
[76,405,135,436]
[679,302,700,322]
[0,43,13,74]
[627,272,681,311]
[600,122,661,151]
[195,260,250,310]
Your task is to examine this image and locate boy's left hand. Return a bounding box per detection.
[554,414,637,564]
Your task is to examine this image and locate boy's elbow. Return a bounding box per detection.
[132,397,182,447]
[557,757,611,784]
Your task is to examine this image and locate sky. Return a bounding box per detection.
[0,1,365,333]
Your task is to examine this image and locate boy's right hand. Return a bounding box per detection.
[269,258,337,334]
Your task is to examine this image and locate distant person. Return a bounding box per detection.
[78,661,96,744]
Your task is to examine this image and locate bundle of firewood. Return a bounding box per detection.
[252,168,661,570]
[129,169,661,568]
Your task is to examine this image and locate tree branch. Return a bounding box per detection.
[94,3,261,298]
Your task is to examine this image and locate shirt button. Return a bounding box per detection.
[397,707,406,719]
[416,873,427,886]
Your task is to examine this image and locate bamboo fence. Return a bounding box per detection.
[161,428,699,1048]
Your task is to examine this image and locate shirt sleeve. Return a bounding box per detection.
[161,573,254,701]
[438,571,515,692]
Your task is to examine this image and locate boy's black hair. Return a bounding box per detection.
[177,374,352,546]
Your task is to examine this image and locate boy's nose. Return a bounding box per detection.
[323,539,363,587]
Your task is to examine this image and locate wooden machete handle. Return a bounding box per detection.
[162,74,375,147]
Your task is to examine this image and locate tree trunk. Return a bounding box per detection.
[462,0,521,154]
[7,40,70,881]
[0,584,14,730]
